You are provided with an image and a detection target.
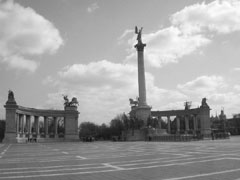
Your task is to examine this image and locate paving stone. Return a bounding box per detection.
[0,136,239,179]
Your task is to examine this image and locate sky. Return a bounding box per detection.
[1,0,240,124]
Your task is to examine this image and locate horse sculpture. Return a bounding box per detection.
[129,98,139,107]
[69,97,79,106]
[63,95,79,107]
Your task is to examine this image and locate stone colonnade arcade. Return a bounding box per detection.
[4,91,79,143]
[151,98,211,138]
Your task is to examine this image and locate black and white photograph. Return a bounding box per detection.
[0,0,240,179]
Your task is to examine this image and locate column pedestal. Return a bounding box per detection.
[135,105,151,125]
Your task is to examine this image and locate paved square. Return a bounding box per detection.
[0,137,240,180]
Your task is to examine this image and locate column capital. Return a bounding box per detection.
[135,43,146,51]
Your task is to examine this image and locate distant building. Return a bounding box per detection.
[227,117,240,135]
[211,110,240,135]
[210,109,227,132]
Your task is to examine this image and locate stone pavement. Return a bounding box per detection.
[0,137,240,180]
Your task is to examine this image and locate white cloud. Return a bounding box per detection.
[118,29,134,44]
[43,58,240,122]
[0,0,63,72]
[44,60,188,124]
[3,55,39,72]
[126,0,240,68]
[233,67,240,71]
[87,2,99,13]
[44,60,138,124]
[172,0,240,35]
[177,75,226,96]
[58,60,138,88]
[234,84,240,91]
[208,92,240,117]
[144,27,210,67]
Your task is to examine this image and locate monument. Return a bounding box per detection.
[127,27,211,141]
[3,91,79,143]
[133,26,151,124]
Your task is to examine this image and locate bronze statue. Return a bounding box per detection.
[135,26,143,44]
[63,95,79,107]
[201,97,209,107]
[8,90,15,101]
[63,95,69,107]
[129,97,139,107]
[69,97,79,106]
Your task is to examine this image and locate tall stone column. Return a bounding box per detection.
[136,43,147,107]
[134,27,151,124]
[167,116,171,134]
[44,116,48,138]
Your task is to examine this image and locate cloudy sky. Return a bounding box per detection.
[1,0,240,124]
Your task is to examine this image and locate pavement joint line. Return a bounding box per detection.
[62,152,69,154]
[161,168,240,180]
[0,162,99,171]
[76,155,87,159]
[0,164,108,175]
[0,157,237,179]
[102,163,125,170]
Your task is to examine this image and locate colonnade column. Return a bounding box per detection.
[16,114,19,137]
[158,116,162,129]
[193,115,198,134]
[167,116,171,134]
[185,116,189,134]
[34,116,39,138]
[21,114,25,137]
[54,117,58,138]
[26,115,31,138]
[44,116,48,138]
[176,117,180,134]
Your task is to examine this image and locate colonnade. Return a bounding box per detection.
[156,115,199,134]
[16,114,64,139]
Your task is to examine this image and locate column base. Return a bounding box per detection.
[135,105,151,125]
[65,134,79,140]
[3,133,17,143]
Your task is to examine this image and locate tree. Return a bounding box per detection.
[122,113,129,130]
[147,116,158,128]
[98,123,111,140]
[79,122,97,138]
[110,115,124,137]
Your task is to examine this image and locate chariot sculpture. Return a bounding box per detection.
[63,95,79,107]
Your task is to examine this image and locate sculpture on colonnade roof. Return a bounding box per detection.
[63,95,79,107]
